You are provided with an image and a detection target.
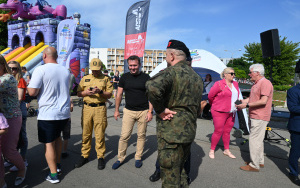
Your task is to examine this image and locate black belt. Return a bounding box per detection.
[84,102,105,107]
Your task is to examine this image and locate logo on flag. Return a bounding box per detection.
[59,47,68,55]
[132,6,142,31]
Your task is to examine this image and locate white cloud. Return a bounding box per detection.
[282,0,300,20]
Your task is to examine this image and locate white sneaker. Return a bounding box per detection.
[45,173,60,184]
[9,165,18,172]
[10,161,28,172]
[14,167,26,186]
[4,161,11,167]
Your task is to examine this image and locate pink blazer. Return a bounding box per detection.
[208,79,240,112]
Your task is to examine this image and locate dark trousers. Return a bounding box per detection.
[157,138,191,188]
[155,152,191,176]
[289,130,300,176]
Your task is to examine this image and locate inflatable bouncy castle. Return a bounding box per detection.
[0,0,91,83]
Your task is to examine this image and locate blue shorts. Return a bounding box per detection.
[202,94,208,101]
[38,119,69,143]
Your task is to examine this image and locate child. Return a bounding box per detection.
[0,111,9,188]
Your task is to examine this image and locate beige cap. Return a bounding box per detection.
[90,58,103,71]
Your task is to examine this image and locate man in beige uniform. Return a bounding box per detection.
[74,58,113,170]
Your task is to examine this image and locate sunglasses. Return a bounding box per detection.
[249,71,257,74]
[9,67,18,71]
[227,72,235,76]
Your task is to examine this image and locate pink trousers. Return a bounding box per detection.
[210,110,235,150]
[0,116,24,178]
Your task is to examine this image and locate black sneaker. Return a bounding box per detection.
[98,158,105,170]
[288,174,300,186]
[74,157,88,168]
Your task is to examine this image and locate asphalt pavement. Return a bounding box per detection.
[3,97,299,188]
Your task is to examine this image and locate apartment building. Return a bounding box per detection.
[89,48,166,74]
[220,58,234,65]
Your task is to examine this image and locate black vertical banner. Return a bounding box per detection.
[124,0,150,73]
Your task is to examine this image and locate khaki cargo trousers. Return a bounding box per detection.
[81,105,107,159]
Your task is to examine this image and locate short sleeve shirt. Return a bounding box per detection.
[18,78,27,101]
[28,63,71,120]
[77,73,113,104]
[249,78,273,121]
[119,72,150,111]
[0,74,21,118]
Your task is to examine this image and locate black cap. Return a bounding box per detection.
[167,39,190,58]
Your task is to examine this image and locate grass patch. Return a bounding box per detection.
[273,91,287,107]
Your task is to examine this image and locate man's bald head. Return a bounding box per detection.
[43,47,58,64]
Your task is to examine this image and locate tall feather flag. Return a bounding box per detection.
[124,0,150,73]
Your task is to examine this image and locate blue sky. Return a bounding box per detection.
[51,0,300,58]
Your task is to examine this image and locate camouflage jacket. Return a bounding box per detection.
[146,61,203,143]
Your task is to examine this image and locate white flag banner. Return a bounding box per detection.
[57,19,77,67]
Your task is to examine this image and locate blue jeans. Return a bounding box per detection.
[289,130,300,176]
[20,101,28,159]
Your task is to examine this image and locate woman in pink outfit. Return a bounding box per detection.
[0,55,26,186]
[208,67,240,159]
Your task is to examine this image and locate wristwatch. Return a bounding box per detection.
[99,90,103,94]
[246,103,249,108]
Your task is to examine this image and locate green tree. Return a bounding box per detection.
[243,42,263,64]
[0,0,8,51]
[226,57,250,78]
[243,37,300,85]
[234,69,247,78]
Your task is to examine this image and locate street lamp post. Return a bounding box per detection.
[224,49,242,64]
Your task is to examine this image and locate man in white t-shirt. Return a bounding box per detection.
[28,47,70,184]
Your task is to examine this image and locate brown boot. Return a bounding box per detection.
[240,165,259,172]
[244,162,264,168]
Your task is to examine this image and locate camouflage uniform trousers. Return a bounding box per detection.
[158,137,191,188]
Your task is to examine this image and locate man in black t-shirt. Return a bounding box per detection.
[112,55,153,170]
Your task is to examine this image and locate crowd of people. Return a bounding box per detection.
[0,39,299,187]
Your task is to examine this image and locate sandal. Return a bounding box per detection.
[223,151,236,159]
[209,150,215,159]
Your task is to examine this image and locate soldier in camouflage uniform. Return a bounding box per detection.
[146,40,203,188]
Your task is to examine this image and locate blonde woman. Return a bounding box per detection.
[208,67,240,159]
[0,56,26,186]
[8,61,29,171]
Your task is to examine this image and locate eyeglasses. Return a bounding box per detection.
[227,72,235,76]
[249,71,257,74]
[9,67,18,71]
